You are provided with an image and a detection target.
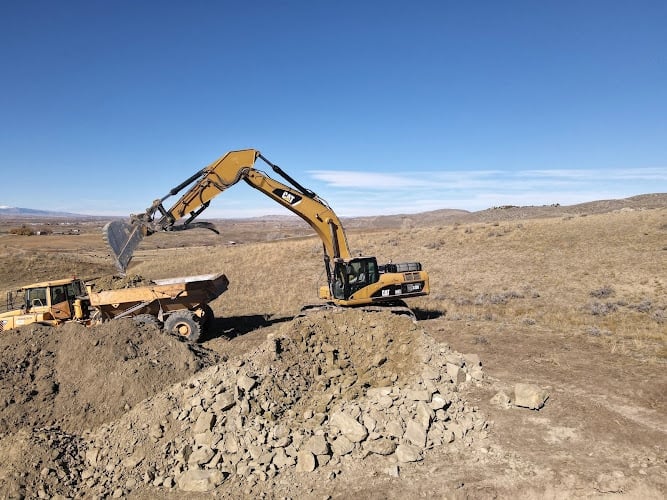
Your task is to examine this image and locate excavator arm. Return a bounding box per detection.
[104,149,351,273]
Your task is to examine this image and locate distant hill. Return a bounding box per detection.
[442,193,667,225]
[2,193,665,223]
[0,206,85,218]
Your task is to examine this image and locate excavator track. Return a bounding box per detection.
[298,300,416,321]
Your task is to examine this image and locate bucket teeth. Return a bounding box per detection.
[103,220,146,274]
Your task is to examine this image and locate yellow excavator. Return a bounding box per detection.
[103,149,429,309]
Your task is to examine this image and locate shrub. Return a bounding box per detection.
[10,225,34,236]
[590,286,615,298]
[588,301,618,316]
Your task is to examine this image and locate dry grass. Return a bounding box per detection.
[1,207,665,361]
[128,207,667,361]
[130,237,325,317]
[412,208,667,362]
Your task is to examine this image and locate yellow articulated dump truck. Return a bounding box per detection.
[0,273,228,341]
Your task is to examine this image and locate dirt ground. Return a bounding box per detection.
[422,316,666,499]
[0,196,665,499]
[3,312,661,498]
[199,313,667,499]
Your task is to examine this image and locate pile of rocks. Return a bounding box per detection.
[0,427,85,499]
[81,310,486,495]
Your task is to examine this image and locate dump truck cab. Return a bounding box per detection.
[1,278,90,331]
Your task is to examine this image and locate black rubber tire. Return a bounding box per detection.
[164,310,201,342]
[201,305,214,331]
[132,314,160,328]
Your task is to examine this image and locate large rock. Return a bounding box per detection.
[273,448,296,468]
[303,435,329,456]
[193,411,215,434]
[177,469,225,492]
[430,394,448,411]
[446,363,467,384]
[404,389,431,402]
[395,443,422,463]
[514,383,549,410]
[490,390,512,408]
[404,420,427,448]
[330,435,355,456]
[415,401,434,429]
[236,374,257,393]
[188,446,215,466]
[363,438,397,456]
[295,451,316,472]
[385,419,404,439]
[212,392,235,413]
[463,353,481,367]
[330,411,368,443]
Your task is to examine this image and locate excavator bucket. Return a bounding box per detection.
[103,220,146,274]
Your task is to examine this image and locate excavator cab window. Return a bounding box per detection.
[333,257,380,298]
[332,264,346,299]
[350,258,379,284]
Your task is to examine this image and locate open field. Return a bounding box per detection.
[0,195,665,498]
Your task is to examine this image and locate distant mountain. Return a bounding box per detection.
[1,193,664,222]
[0,206,85,217]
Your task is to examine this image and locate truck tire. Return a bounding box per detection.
[164,311,201,342]
[202,305,214,330]
[132,314,160,328]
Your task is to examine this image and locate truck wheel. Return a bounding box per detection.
[132,314,160,328]
[202,305,214,330]
[164,311,201,342]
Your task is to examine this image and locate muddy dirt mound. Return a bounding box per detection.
[0,320,218,434]
[88,274,155,291]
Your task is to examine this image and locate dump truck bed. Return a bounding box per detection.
[87,273,229,320]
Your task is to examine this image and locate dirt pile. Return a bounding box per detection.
[87,274,155,291]
[0,320,218,434]
[0,427,85,499]
[65,310,482,497]
[0,310,486,498]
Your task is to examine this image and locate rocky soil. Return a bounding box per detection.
[87,274,155,291]
[0,309,490,498]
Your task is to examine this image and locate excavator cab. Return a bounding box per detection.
[331,257,380,300]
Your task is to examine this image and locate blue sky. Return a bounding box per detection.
[1,1,665,217]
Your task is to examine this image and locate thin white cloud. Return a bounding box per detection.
[309,167,666,192]
[297,166,664,216]
[308,170,432,188]
[25,167,664,218]
[518,167,667,181]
